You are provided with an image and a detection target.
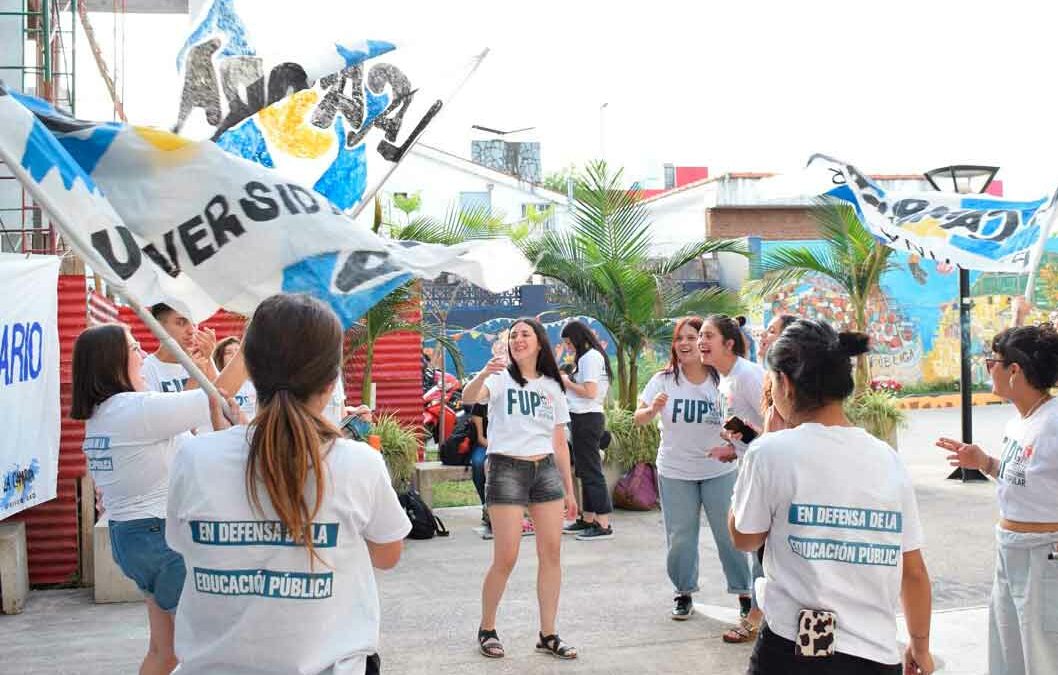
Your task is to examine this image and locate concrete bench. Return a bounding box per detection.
[413,461,473,508]
[0,521,29,614]
[93,518,143,604]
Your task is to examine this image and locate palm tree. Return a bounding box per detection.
[523,161,748,409]
[752,199,901,394]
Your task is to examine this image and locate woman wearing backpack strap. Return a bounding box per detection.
[462,317,580,660]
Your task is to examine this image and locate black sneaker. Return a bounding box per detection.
[575,524,614,541]
[672,594,694,621]
[562,518,593,535]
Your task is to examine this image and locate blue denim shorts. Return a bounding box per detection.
[109,517,186,612]
[485,453,565,506]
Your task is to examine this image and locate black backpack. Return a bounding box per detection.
[398,488,449,540]
[439,413,478,466]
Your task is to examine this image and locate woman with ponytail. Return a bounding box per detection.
[729,320,934,675]
[166,294,410,675]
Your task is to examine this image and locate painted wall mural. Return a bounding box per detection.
[760,239,1058,387]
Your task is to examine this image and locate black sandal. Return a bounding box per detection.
[536,632,578,660]
[478,627,504,658]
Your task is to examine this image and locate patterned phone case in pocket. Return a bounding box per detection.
[795,609,837,657]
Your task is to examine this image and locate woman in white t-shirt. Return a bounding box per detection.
[698,314,767,643]
[937,316,1058,675]
[213,336,257,419]
[634,316,753,624]
[462,317,579,660]
[730,319,933,675]
[71,324,239,675]
[559,319,614,540]
[166,293,409,675]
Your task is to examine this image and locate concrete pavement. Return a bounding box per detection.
[1,406,1011,674]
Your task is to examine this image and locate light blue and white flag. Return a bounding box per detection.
[758,154,1058,273]
[0,87,531,328]
[175,0,485,215]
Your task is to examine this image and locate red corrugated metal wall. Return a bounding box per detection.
[10,274,87,585]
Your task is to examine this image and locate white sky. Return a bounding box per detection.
[72,0,1058,196]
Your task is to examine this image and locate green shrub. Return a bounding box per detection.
[370,413,420,490]
[605,403,660,471]
[846,390,906,445]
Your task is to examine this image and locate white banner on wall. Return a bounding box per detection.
[0,254,60,520]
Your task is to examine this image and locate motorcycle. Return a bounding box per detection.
[422,370,463,446]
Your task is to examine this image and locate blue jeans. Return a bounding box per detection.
[109,517,186,612]
[658,472,752,596]
[470,445,487,504]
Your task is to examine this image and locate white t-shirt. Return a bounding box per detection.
[996,397,1058,522]
[639,369,733,481]
[83,390,212,521]
[567,349,610,414]
[732,424,924,665]
[719,357,766,430]
[142,353,190,393]
[166,428,411,675]
[233,380,257,420]
[484,369,570,457]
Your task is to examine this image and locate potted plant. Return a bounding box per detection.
[369,413,420,490]
[846,389,907,450]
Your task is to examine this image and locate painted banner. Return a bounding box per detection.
[760,154,1058,273]
[0,87,532,328]
[175,0,485,215]
[0,254,59,520]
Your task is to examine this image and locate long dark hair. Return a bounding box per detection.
[704,314,747,358]
[71,324,135,420]
[242,294,342,564]
[991,322,1058,392]
[560,319,613,380]
[507,317,565,391]
[664,316,705,385]
[766,319,869,411]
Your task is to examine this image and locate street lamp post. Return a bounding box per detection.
[923,165,998,482]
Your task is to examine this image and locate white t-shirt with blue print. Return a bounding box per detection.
[731,423,924,665]
[166,428,411,674]
[484,369,570,458]
[83,389,212,521]
[640,369,732,481]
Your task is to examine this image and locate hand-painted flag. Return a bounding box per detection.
[175,0,486,216]
[0,87,531,328]
[757,154,1058,273]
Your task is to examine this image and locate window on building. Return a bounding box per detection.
[459,191,491,214]
[521,202,555,230]
[664,164,676,190]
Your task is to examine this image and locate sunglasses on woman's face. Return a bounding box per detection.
[984,358,1008,370]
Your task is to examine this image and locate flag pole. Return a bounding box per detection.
[0,134,237,422]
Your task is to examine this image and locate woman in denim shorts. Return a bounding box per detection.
[71,324,242,674]
[462,317,580,660]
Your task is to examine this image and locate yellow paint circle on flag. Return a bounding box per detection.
[257,89,333,159]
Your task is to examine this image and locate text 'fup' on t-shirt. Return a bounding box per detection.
[639,368,733,481]
[483,369,570,458]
